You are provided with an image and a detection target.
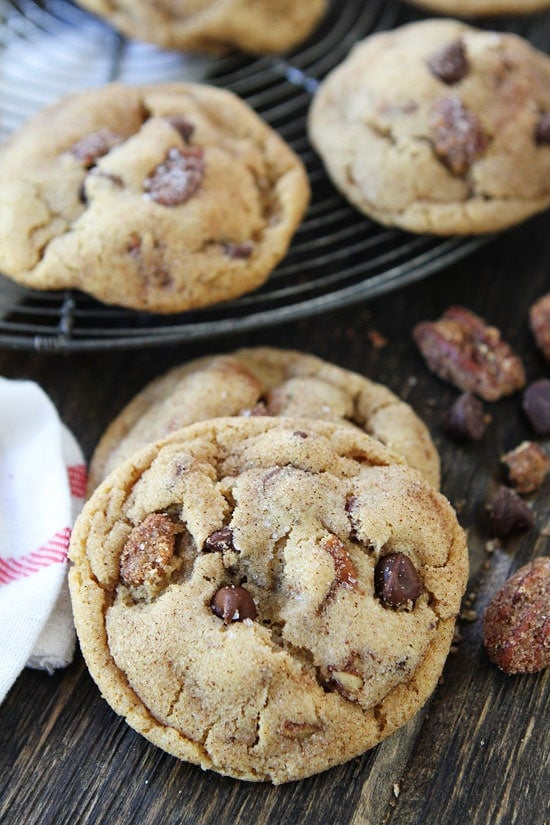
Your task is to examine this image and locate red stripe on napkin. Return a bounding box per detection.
[68,464,87,499]
[0,526,71,585]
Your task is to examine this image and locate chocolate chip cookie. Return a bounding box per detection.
[73,0,327,55]
[87,347,440,491]
[406,0,550,15]
[69,416,468,783]
[0,83,309,312]
[308,19,550,235]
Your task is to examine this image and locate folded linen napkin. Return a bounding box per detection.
[0,377,86,703]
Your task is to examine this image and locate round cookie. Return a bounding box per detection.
[0,83,309,313]
[406,0,550,16]
[308,19,550,236]
[73,0,327,55]
[87,346,441,491]
[69,416,468,783]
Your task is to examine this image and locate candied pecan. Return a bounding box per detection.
[413,306,526,401]
[529,293,550,363]
[321,535,358,589]
[70,129,123,168]
[535,112,550,146]
[501,441,550,495]
[119,512,176,587]
[429,96,488,175]
[211,585,257,624]
[144,146,205,206]
[427,40,469,85]
[482,557,550,674]
[488,486,534,537]
[374,552,423,609]
[522,379,550,435]
[442,392,488,440]
[280,720,322,739]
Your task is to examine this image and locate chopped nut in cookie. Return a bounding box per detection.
[70,129,123,168]
[427,40,470,85]
[429,96,488,175]
[143,146,205,206]
[501,442,550,495]
[482,557,550,674]
[488,486,534,537]
[413,306,526,401]
[119,512,177,591]
[321,534,358,590]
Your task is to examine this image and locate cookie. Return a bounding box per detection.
[87,346,440,491]
[308,19,550,235]
[73,0,327,55]
[69,416,468,783]
[406,0,550,15]
[0,83,309,313]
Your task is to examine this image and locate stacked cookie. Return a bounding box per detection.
[69,348,468,782]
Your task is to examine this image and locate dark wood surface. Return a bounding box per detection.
[0,213,548,825]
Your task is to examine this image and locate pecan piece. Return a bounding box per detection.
[429,96,488,175]
[427,40,469,85]
[529,293,550,364]
[413,306,526,401]
[482,557,550,674]
[120,512,176,587]
[144,146,205,206]
[70,129,123,168]
[321,535,358,590]
[501,441,550,495]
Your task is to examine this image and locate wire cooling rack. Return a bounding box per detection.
[0,0,547,351]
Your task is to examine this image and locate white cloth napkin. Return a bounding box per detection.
[0,377,86,703]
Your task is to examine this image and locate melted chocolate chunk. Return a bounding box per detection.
[224,241,254,260]
[144,146,205,206]
[374,552,423,609]
[166,115,195,143]
[211,585,257,624]
[430,97,488,175]
[427,40,469,85]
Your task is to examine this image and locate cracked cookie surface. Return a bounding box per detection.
[308,19,550,235]
[87,346,440,491]
[0,82,309,312]
[73,0,327,55]
[69,416,467,783]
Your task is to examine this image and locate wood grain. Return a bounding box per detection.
[0,214,548,825]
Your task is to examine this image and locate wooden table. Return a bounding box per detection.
[0,212,548,825]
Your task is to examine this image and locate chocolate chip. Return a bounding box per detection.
[535,112,550,146]
[211,585,257,624]
[429,97,488,175]
[374,552,423,609]
[442,392,488,440]
[224,241,254,260]
[166,115,195,143]
[488,486,534,537]
[204,527,234,553]
[427,40,469,85]
[522,379,550,435]
[70,129,123,168]
[293,430,309,438]
[144,146,205,207]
